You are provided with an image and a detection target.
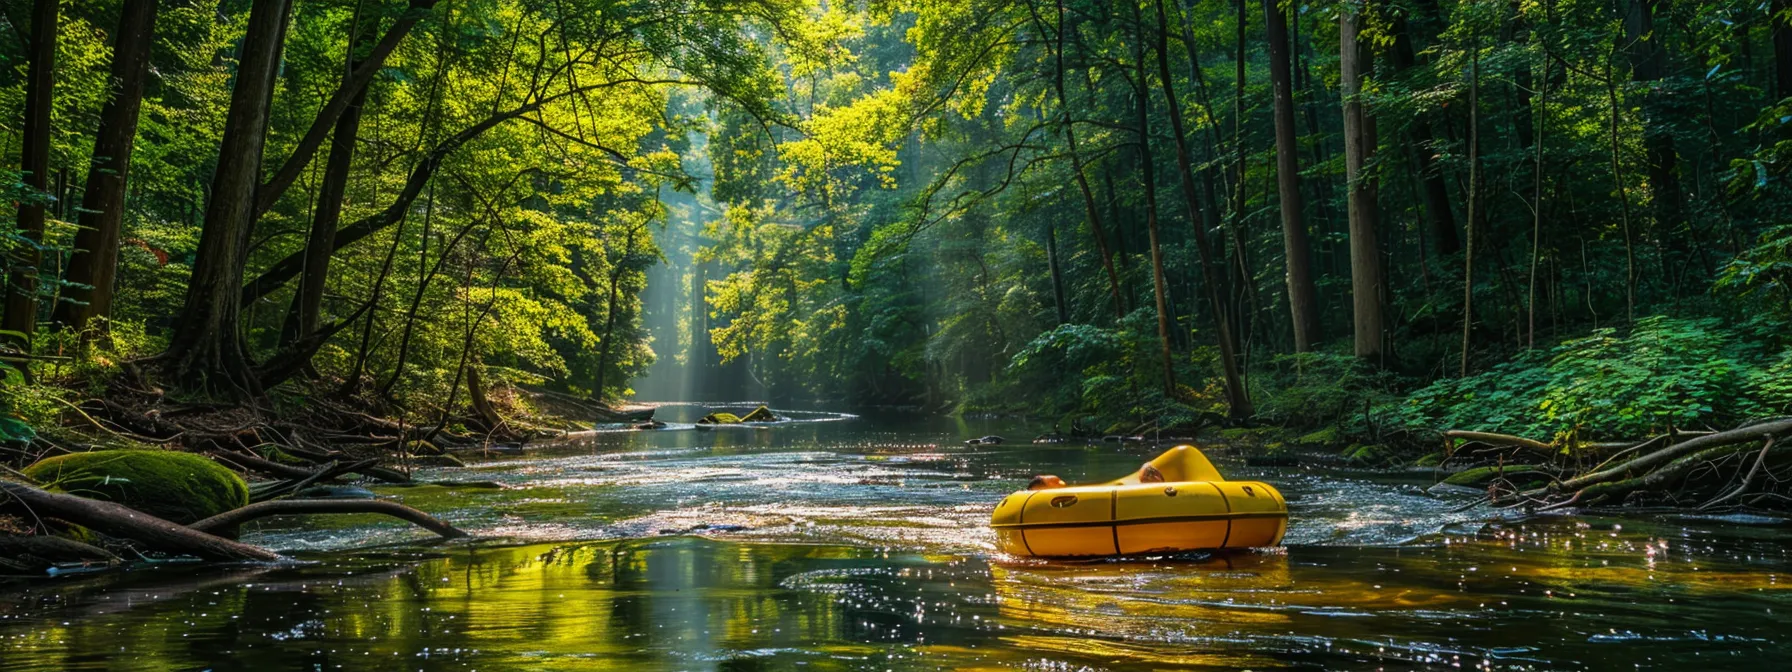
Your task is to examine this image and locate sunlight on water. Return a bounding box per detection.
[3,413,1790,669]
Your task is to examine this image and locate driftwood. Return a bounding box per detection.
[0,481,282,561]
[188,499,467,539]
[1448,418,1792,511]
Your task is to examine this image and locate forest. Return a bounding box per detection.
[1,0,1792,559]
[5,2,1792,668]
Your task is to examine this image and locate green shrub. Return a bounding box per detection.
[1389,316,1774,440]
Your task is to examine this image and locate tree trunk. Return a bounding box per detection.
[1154,0,1251,418]
[1341,5,1384,362]
[1046,220,1069,325]
[1390,11,1460,256]
[1529,54,1549,349]
[1050,0,1125,319]
[1462,33,1480,377]
[3,0,59,349]
[1263,0,1320,351]
[592,226,639,398]
[1624,0,1687,285]
[286,85,370,347]
[55,0,158,337]
[164,0,292,397]
[1128,0,1178,397]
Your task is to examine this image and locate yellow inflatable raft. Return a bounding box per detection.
[991,445,1287,557]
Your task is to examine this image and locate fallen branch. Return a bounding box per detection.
[0,481,281,561]
[188,499,467,539]
[1445,430,1555,453]
[1556,418,1792,493]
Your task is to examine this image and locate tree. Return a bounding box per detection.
[1127,0,1180,397]
[1263,0,1321,351]
[1341,1,1385,361]
[162,0,293,396]
[3,0,59,349]
[283,4,380,349]
[55,0,160,336]
[1154,0,1252,418]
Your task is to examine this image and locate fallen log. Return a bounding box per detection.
[188,499,468,539]
[0,481,281,561]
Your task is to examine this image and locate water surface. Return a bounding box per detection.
[2,408,1787,669]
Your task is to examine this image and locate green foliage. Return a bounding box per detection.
[22,450,249,524]
[1254,352,1400,432]
[1391,316,1781,440]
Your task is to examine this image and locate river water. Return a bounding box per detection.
[2,406,1789,670]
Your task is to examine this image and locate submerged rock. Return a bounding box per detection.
[22,450,249,524]
[965,435,1006,446]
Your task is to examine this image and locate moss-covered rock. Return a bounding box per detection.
[1442,465,1551,488]
[1295,427,1342,447]
[740,406,779,422]
[698,412,742,425]
[22,450,249,524]
[1344,443,1396,467]
[1413,452,1446,467]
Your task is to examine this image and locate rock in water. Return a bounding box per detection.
[21,450,249,524]
[965,435,1007,446]
[740,406,780,422]
[698,406,781,424]
[697,412,742,425]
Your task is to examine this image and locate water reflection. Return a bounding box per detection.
[4,527,1788,670]
[2,415,1791,669]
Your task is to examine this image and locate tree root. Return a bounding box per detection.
[188,499,467,539]
[1454,418,1792,512]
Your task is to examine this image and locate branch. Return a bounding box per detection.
[187,499,467,539]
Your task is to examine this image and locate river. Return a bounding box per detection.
[2,405,1788,670]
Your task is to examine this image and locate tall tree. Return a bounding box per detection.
[1340,1,1384,361]
[1127,0,1179,396]
[283,5,378,348]
[1042,0,1125,319]
[162,0,293,396]
[55,0,161,336]
[1461,30,1481,377]
[1263,0,1321,351]
[1390,8,1459,256]
[1623,0,1687,282]
[3,0,60,348]
[1154,0,1252,418]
